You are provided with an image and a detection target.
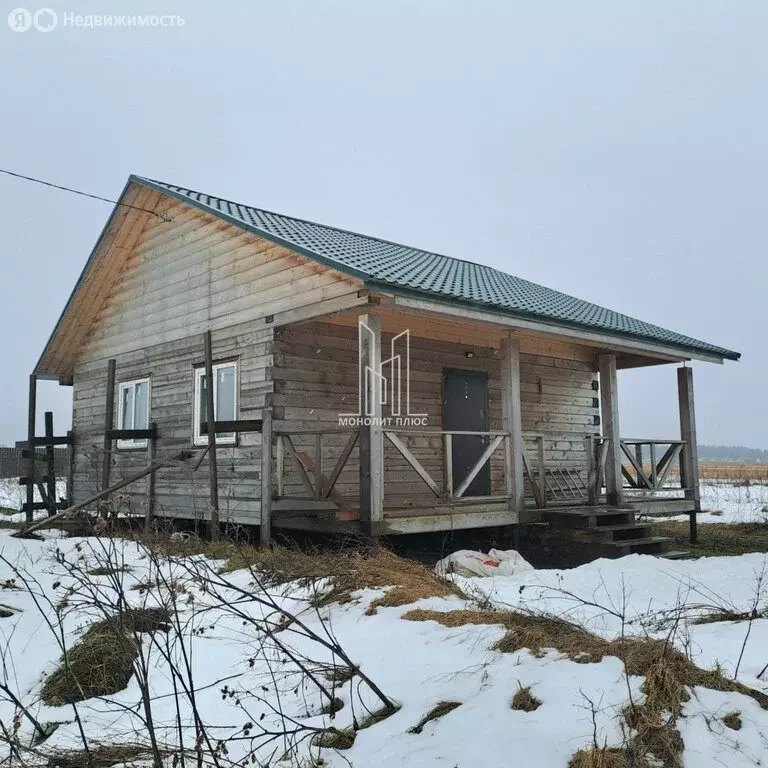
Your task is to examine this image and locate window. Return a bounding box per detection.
[193,361,238,446]
[117,378,150,449]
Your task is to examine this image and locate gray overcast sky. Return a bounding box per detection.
[0,1,764,447]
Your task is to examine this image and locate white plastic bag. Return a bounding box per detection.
[435,548,533,578]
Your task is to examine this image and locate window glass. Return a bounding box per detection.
[134,381,149,430]
[194,363,237,445]
[120,386,134,431]
[216,365,236,421]
[117,379,150,448]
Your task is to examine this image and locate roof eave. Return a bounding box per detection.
[365,282,740,365]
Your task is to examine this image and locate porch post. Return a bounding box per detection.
[260,408,273,546]
[677,366,700,544]
[598,353,623,507]
[358,313,384,533]
[501,337,525,518]
[25,374,37,524]
[203,331,220,541]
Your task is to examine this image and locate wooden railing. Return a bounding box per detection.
[521,434,689,509]
[383,429,509,500]
[273,428,359,506]
[617,438,688,495]
[522,433,597,509]
[271,427,690,513]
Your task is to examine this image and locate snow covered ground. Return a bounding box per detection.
[1,531,768,766]
[631,481,768,525]
[696,482,768,524]
[0,478,68,519]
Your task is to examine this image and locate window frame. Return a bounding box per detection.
[193,360,239,446]
[116,377,151,450]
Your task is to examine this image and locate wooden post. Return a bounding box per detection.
[678,366,700,544]
[358,314,384,533]
[102,359,116,494]
[66,430,75,505]
[586,434,597,506]
[501,337,525,518]
[144,422,156,533]
[25,375,36,524]
[260,408,273,547]
[444,433,453,496]
[44,412,56,517]
[275,435,284,498]
[203,331,220,541]
[598,353,623,507]
[635,444,644,488]
[536,435,547,509]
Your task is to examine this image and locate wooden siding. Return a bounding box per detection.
[273,320,600,511]
[70,201,363,525]
[71,323,273,525]
[79,198,363,362]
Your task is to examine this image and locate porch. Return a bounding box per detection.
[260,312,702,541]
[265,427,698,535]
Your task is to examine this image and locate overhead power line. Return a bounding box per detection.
[0,168,169,220]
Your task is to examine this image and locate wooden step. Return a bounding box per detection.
[547,508,636,530]
[607,536,673,556]
[545,506,636,517]
[606,535,671,548]
[657,550,690,560]
[590,522,656,541]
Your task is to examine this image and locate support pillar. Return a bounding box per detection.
[677,366,700,544]
[598,353,623,507]
[358,314,384,533]
[44,411,56,517]
[203,331,220,540]
[102,359,116,494]
[501,337,525,519]
[25,374,36,524]
[260,408,273,547]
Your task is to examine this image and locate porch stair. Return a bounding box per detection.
[544,504,681,559]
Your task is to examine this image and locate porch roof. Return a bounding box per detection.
[133,176,739,362]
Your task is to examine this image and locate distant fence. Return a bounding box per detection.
[0,447,70,479]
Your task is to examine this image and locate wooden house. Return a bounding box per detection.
[30,176,740,552]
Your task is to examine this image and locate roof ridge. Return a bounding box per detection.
[133,174,499,271]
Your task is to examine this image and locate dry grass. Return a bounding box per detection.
[698,463,768,484]
[320,663,357,684]
[87,566,131,577]
[321,697,345,715]
[47,744,158,768]
[41,621,137,705]
[568,747,631,768]
[46,744,157,767]
[406,609,768,707]
[357,702,401,729]
[723,711,742,730]
[510,684,541,712]
[408,701,462,734]
[404,607,768,767]
[137,533,462,612]
[312,728,356,749]
[693,609,759,625]
[657,521,768,557]
[41,608,171,705]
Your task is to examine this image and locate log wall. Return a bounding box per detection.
[273,320,600,510]
[70,200,362,525]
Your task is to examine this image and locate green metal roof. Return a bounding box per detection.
[133,176,740,362]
